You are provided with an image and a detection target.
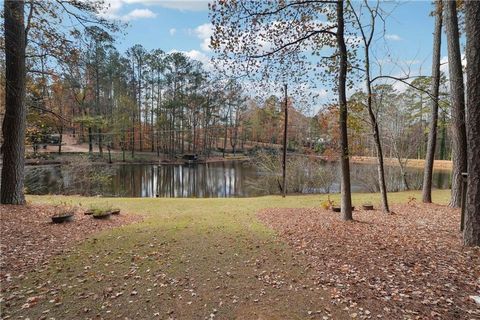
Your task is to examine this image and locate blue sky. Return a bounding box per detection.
[102,0,212,64]
[106,1,444,65]
[102,0,459,109]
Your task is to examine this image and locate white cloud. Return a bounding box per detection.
[103,0,208,15]
[98,0,124,19]
[147,1,208,12]
[385,34,402,41]
[193,23,213,52]
[440,54,466,80]
[122,8,157,21]
[99,1,157,20]
[440,56,449,74]
[169,28,177,36]
[100,0,208,21]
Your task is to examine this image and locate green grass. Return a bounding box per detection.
[4,190,450,319]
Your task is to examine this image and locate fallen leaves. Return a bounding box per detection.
[258,202,480,319]
[0,204,142,292]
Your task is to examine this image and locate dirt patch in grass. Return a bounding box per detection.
[0,204,141,291]
[258,203,480,319]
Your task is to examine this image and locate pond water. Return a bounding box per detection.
[24,161,451,198]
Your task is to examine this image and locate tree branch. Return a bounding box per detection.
[239,0,336,19]
[370,75,435,100]
[248,27,336,58]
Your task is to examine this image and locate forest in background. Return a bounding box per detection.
[1,0,479,246]
[0,30,453,162]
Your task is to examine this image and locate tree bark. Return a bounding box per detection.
[439,110,447,160]
[444,0,467,208]
[282,84,288,198]
[151,85,155,152]
[337,0,353,220]
[422,0,443,203]
[464,0,480,246]
[88,127,93,153]
[351,0,390,213]
[138,60,143,152]
[95,57,103,155]
[1,0,26,205]
[58,127,63,154]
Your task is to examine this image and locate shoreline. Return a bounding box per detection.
[350,156,452,170]
[3,152,453,171]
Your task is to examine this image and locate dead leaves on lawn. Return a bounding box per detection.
[258,203,480,319]
[0,204,141,292]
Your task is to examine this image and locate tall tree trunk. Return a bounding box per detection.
[1,0,26,205]
[181,105,185,154]
[131,62,136,158]
[95,60,103,155]
[138,62,143,152]
[464,0,480,246]
[88,127,93,153]
[282,84,288,198]
[422,0,443,203]
[98,128,103,154]
[131,118,135,158]
[445,0,467,208]
[151,86,155,152]
[353,2,390,213]
[337,0,353,220]
[58,126,63,154]
[439,110,447,160]
[192,125,196,153]
[122,130,126,162]
[369,108,389,212]
[223,121,228,158]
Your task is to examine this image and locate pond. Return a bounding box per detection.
[23,161,451,198]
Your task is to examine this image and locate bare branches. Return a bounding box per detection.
[371,75,435,100]
[248,27,337,59]
[24,0,35,42]
[29,105,69,123]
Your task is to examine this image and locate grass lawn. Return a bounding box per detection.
[2,190,451,319]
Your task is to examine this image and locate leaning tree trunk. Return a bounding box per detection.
[1,0,26,205]
[463,0,480,247]
[444,0,467,208]
[362,36,389,212]
[337,0,353,221]
[422,0,443,203]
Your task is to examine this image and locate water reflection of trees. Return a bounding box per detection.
[23,160,451,197]
[350,164,451,192]
[247,152,337,194]
[25,162,114,195]
[110,162,249,197]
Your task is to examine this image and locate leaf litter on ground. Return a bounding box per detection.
[258,202,480,319]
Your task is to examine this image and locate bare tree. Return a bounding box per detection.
[422,1,443,203]
[463,0,480,247]
[444,0,467,208]
[349,0,390,213]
